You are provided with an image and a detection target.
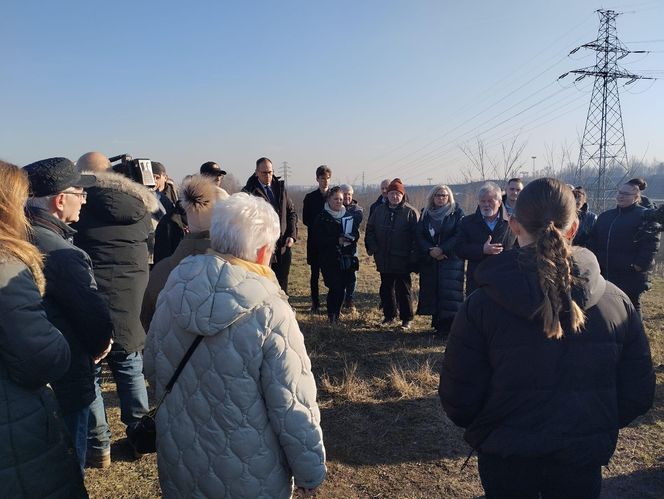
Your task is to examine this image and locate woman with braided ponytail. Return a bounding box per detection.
[439,178,655,498]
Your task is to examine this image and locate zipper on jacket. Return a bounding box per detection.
[605,208,621,280]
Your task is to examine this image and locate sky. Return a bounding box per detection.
[2,0,663,187]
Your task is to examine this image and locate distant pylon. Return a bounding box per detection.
[280,161,292,187]
[559,9,653,210]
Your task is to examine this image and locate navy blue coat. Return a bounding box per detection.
[454,207,516,294]
[30,208,113,414]
[0,258,87,498]
[588,203,660,297]
[439,247,654,466]
[415,205,465,319]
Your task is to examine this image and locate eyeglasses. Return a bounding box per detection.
[617,190,636,197]
[434,193,449,198]
[62,191,87,199]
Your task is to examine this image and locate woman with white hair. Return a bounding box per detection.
[415,184,465,337]
[144,193,326,498]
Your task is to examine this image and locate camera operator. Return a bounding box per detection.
[73,151,158,467]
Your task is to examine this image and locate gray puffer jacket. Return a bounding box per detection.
[0,257,87,498]
[144,252,326,498]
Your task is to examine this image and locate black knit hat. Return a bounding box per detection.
[23,157,96,197]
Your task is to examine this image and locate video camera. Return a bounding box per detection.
[109,154,156,188]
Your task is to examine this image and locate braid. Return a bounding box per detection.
[533,222,585,339]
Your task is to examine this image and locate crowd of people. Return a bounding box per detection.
[0,151,660,498]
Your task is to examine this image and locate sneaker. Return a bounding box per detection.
[381,317,396,326]
[401,320,412,330]
[86,449,111,469]
[343,298,357,313]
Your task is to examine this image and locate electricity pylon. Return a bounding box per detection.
[559,9,653,209]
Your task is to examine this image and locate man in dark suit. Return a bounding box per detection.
[242,157,298,293]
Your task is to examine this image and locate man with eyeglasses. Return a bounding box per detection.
[23,157,114,473]
[242,157,297,293]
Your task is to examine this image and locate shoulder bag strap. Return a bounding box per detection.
[151,335,204,415]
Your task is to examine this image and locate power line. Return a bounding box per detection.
[559,9,656,210]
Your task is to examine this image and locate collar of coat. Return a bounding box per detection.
[208,250,278,283]
[85,170,160,213]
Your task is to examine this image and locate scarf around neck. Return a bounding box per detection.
[324,202,346,220]
[425,202,453,224]
[209,250,278,283]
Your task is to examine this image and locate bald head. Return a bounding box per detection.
[77,151,111,173]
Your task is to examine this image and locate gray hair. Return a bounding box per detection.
[25,195,53,211]
[210,192,280,261]
[478,182,502,201]
[339,183,353,194]
[425,184,455,210]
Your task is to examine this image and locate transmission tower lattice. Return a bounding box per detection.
[559,9,653,209]
[280,161,292,187]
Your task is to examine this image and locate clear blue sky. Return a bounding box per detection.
[2,0,663,187]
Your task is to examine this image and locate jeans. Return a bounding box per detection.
[88,350,149,453]
[478,453,602,499]
[63,407,90,473]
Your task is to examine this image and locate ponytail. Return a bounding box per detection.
[532,221,585,339]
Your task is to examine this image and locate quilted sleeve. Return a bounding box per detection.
[0,262,70,389]
[260,300,326,489]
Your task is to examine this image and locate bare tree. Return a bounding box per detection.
[459,137,490,182]
[489,135,527,185]
[543,141,575,179]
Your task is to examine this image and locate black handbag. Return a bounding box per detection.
[127,335,203,454]
[339,253,359,272]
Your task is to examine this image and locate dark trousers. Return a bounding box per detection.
[344,271,357,301]
[309,261,321,308]
[272,246,292,294]
[379,272,414,321]
[478,453,602,499]
[322,267,353,319]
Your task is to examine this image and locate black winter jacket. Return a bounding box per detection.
[311,208,360,275]
[455,206,516,294]
[439,247,654,466]
[415,205,465,318]
[73,171,158,353]
[572,202,597,248]
[365,200,419,274]
[302,189,326,265]
[0,258,87,498]
[369,194,386,219]
[29,208,113,413]
[587,203,660,297]
[242,175,298,251]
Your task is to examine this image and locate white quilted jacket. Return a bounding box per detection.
[144,253,326,498]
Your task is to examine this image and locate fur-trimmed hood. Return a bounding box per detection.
[85,170,159,213]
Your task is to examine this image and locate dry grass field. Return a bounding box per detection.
[86,224,664,498]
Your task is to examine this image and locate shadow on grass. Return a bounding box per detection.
[320,396,469,465]
[602,465,664,498]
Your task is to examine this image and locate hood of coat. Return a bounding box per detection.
[474,246,606,319]
[87,170,159,213]
[157,253,283,337]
